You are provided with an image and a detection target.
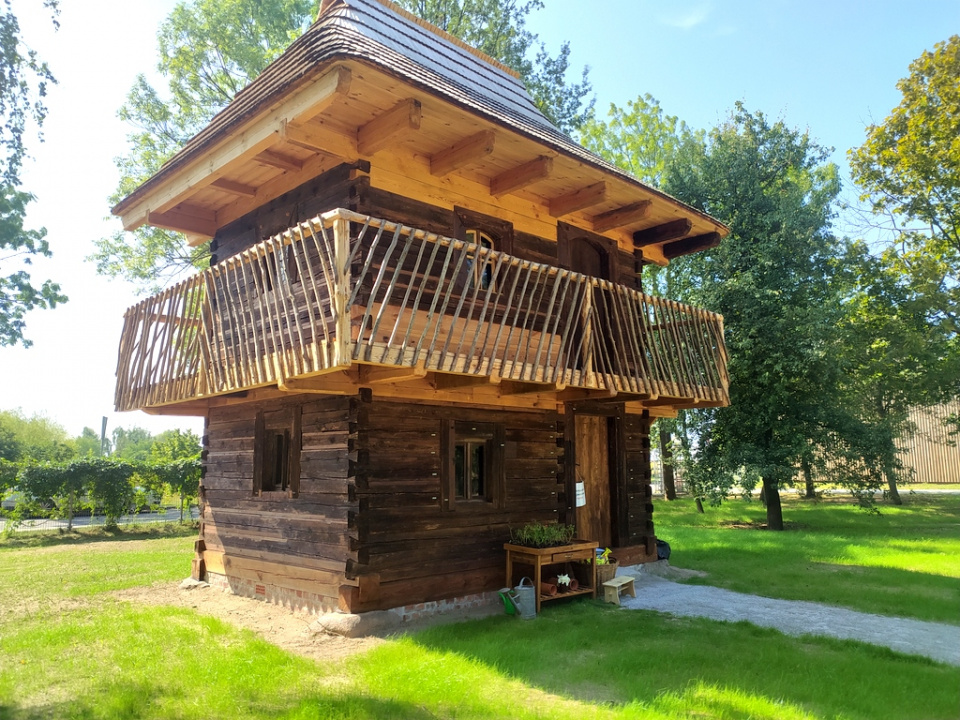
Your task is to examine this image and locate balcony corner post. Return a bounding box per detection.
[333,215,352,367]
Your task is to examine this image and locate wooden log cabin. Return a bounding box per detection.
[112,0,730,616]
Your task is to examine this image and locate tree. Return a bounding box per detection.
[833,241,958,504]
[0,408,73,462]
[148,429,201,522]
[664,105,843,530]
[848,35,959,346]
[94,0,592,288]
[111,425,155,461]
[0,0,66,346]
[73,427,103,458]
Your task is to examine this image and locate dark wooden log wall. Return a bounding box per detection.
[199,394,358,611]
[623,413,655,556]
[349,396,564,612]
[209,163,638,286]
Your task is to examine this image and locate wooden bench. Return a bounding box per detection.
[602,575,636,605]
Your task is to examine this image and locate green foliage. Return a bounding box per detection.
[849,35,959,345]
[579,94,689,187]
[663,105,844,527]
[509,521,575,548]
[93,0,316,289]
[0,409,73,463]
[73,426,103,458]
[0,0,66,346]
[394,0,593,135]
[111,425,155,461]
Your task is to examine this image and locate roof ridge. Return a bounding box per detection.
[320,0,522,80]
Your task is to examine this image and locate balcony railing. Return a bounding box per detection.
[115,209,729,412]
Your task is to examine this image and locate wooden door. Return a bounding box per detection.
[575,414,611,547]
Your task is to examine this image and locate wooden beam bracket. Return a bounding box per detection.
[430,130,496,176]
[548,181,607,217]
[358,98,422,156]
[490,155,553,196]
[590,201,652,233]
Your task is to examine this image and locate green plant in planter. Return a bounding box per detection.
[509,522,576,548]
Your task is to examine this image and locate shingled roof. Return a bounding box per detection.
[115,0,687,217]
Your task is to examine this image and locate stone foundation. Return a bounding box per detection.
[205,571,501,623]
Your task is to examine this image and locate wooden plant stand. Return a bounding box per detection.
[504,539,598,614]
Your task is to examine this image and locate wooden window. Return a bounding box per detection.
[464,228,495,291]
[253,407,301,497]
[442,420,504,509]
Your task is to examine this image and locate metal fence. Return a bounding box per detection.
[0,506,199,534]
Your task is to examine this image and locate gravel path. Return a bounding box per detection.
[616,569,960,666]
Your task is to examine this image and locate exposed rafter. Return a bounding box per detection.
[663,232,722,260]
[548,181,607,217]
[281,119,358,158]
[147,206,217,238]
[210,178,257,198]
[590,200,651,233]
[358,98,422,156]
[116,64,352,231]
[490,155,553,196]
[255,150,304,172]
[358,364,427,385]
[430,130,495,176]
[633,218,692,248]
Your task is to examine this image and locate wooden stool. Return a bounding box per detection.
[602,576,636,605]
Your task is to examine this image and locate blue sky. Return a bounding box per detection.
[1,0,957,437]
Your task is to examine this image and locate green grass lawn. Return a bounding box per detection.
[653,492,960,624]
[0,506,958,720]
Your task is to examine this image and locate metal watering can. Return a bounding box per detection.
[510,577,537,620]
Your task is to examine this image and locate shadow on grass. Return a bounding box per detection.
[0,522,198,550]
[0,692,440,720]
[403,602,959,720]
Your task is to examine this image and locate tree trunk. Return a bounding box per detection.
[762,476,784,530]
[695,496,704,513]
[659,428,677,500]
[882,462,903,506]
[802,456,816,499]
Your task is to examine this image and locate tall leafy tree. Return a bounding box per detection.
[664,105,843,530]
[0,0,66,346]
[94,0,592,289]
[848,35,959,347]
[834,241,959,504]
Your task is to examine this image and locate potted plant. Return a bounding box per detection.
[508,522,576,548]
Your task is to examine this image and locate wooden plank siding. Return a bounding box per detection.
[198,394,359,612]
[348,397,564,612]
[898,401,960,484]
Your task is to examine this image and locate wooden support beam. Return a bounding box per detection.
[490,155,553,196]
[633,218,692,248]
[358,98,422,156]
[548,181,607,217]
[663,232,722,260]
[430,130,496,176]
[280,120,358,158]
[210,178,257,198]
[590,201,652,233]
[117,65,352,230]
[498,380,553,396]
[358,364,427,385]
[147,206,217,237]
[556,387,618,403]
[255,150,303,172]
[641,396,686,407]
[431,373,495,391]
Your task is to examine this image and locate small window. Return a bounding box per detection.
[442,420,503,509]
[464,229,495,291]
[254,408,301,497]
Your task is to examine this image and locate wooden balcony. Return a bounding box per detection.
[115,209,729,412]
